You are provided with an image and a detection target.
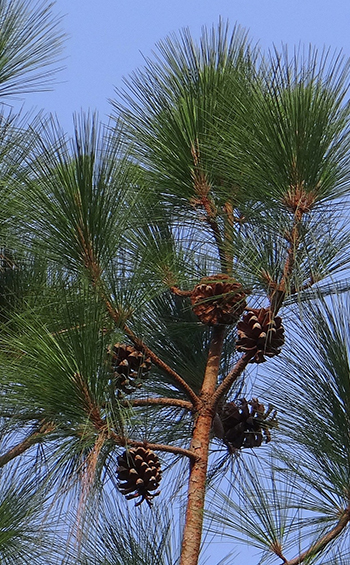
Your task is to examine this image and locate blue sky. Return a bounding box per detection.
[11,0,350,133]
[12,1,350,563]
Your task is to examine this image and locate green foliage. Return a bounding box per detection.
[75,498,181,565]
[0,467,62,564]
[0,0,64,96]
[221,46,350,205]
[0,10,350,565]
[204,295,350,563]
[263,296,350,502]
[115,20,257,207]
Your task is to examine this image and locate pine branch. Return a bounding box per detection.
[122,397,194,411]
[205,213,227,271]
[81,242,199,405]
[191,191,227,272]
[190,142,228,272]
[281,507,350,565]
[0,421,54,468]
[91,421,197,461]
[76,370,197,461]
[170,286,192,297]
[104,295,200,405]
[210,352,254,408]
[117,437,197,460]
[270,189,316,313]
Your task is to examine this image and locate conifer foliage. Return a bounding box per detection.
[0,3,350,565]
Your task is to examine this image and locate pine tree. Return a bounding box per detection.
[0,4,350,565]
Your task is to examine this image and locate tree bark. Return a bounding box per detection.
[180,326,225,565]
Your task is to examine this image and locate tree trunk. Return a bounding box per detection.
[180,326,225,565]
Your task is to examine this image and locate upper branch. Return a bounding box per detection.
[190,142,228,273]
[270,188,316,313]
[192,194,227,272]
[80,240,200,406]
[210,352,254,409]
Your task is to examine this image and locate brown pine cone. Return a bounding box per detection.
[219,398,277,451]
[117,446,162,506]
[111,344,151,394]
[236,308,285,363]
[191,274,247,325]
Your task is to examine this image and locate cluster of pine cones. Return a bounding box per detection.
[115,274,284,506]
[111,276,285,400]
[189,274,285,362]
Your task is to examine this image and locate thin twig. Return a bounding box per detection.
[270,188,317,313]
[190,142,227,273]
[210,352,254,409]
[125,326,198,404]
[170,286,192,297]
[290,275,319,295]
[281,506,350,565]
[0,421,54,468]
[89,420,197,461]
[206,213,227,271]
[105,299,199,406]
[114,435,197,461]
[222,201,235,275]
[76,430,106,544]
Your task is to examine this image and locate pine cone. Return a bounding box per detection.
[117,447,162,506]
[191,274,247,326]
[111,344,151,394]
[236,308,285,363]
[219,398,277,451]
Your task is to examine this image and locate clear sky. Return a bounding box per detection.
[12,1,350,563]
[11,0,350,133]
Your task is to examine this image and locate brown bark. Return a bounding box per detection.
[122,397,194,411]
[180,325,226,565]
